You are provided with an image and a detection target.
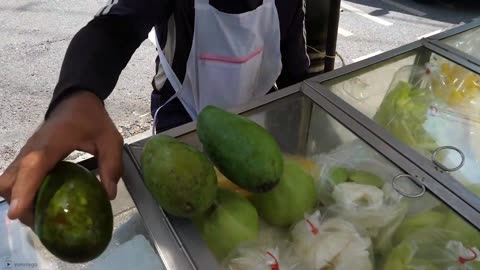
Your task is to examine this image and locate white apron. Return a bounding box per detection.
[153,0,283,134]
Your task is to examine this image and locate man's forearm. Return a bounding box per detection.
[45,16,152,118]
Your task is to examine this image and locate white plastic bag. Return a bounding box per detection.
[222,240,304,270]
[329,182,406,230]
[290,210,374,270]
[313,140,403,206]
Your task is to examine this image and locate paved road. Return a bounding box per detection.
[334,0,480,66]
[0,0,479,171]
[0,0,157,170]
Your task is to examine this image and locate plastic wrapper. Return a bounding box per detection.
[290,210,374,270]
[436,60,480,111]
[373,62,480,183]
[329,182,408,234]
[373,64,446,157]
[222,240,304,270]
[313,140,403,206]
[383,228,480,270]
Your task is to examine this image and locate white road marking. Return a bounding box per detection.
[353,51,384,62]
[381,0,426,16]
[341,3,393,26]
[417,29,443,39]
[338,27,354,37]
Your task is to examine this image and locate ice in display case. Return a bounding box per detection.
[0,179,168,270]
[121,83,480,270]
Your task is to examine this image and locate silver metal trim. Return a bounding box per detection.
[432,146,466,172]
[392,174,427,198]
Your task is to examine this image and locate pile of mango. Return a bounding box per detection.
[141,106,319,260]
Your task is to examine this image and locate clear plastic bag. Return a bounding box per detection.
[290,210,374,270]
[373,62,480,182]
[328,182,408,235]
[222,240,304,270]
[430,56,480,113]
[383,228,480,270]
[373,63,446,157]
[313,140,404,206]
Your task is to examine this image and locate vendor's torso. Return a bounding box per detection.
[155,0,302,93]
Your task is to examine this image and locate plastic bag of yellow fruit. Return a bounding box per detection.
[434,60,480,112]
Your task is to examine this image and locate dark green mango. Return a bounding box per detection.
[197,106,283,193]
[142,134,217,218]
[35,161,113,263]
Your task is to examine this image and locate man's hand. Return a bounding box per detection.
[0,91,123,226]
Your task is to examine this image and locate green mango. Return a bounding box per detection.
[382,242,415,270]
[142,135,217,218]
[444,210,480,249]
[392,210,447,245]
[374,201,408,255]
[197,106,283,193]
[348,170,384,188]
[329,167,350,185]
[35,161,113,263]
[250,160,317,227]
[194,188,259,260]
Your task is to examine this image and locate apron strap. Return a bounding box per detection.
[152,27,197,135]
[155,30,183,94]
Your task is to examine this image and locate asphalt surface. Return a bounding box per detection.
[334,0,480,67]
[0,0,479,171]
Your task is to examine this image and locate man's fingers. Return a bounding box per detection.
[97,135,123,200]
[7,148,65,220]
[0,165,17,199]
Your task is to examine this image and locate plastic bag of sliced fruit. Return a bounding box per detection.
[289,209,375,270]
[382,228,480,270]
[372,62,480,183]
[429,55,480,113]
[372,63,447,157]
[312,140,445,253]
[312,140,404,206]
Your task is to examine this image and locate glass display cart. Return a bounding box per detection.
[2,19,480,270]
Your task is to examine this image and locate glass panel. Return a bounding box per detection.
[128,92,479,270]
[0,179,166,270]
[319,47,480,196]
[442,26,480,62]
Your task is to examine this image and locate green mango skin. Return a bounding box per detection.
[142,135,217,218]
[197,106,283,193]
[348,170,384,188]
[382,242,416,270]
[34,161,113,263]
[250,160,317,227]
[194,189,259,260]
[329,167,349,185]
[444,211,480,249]
[392,210,447,245]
